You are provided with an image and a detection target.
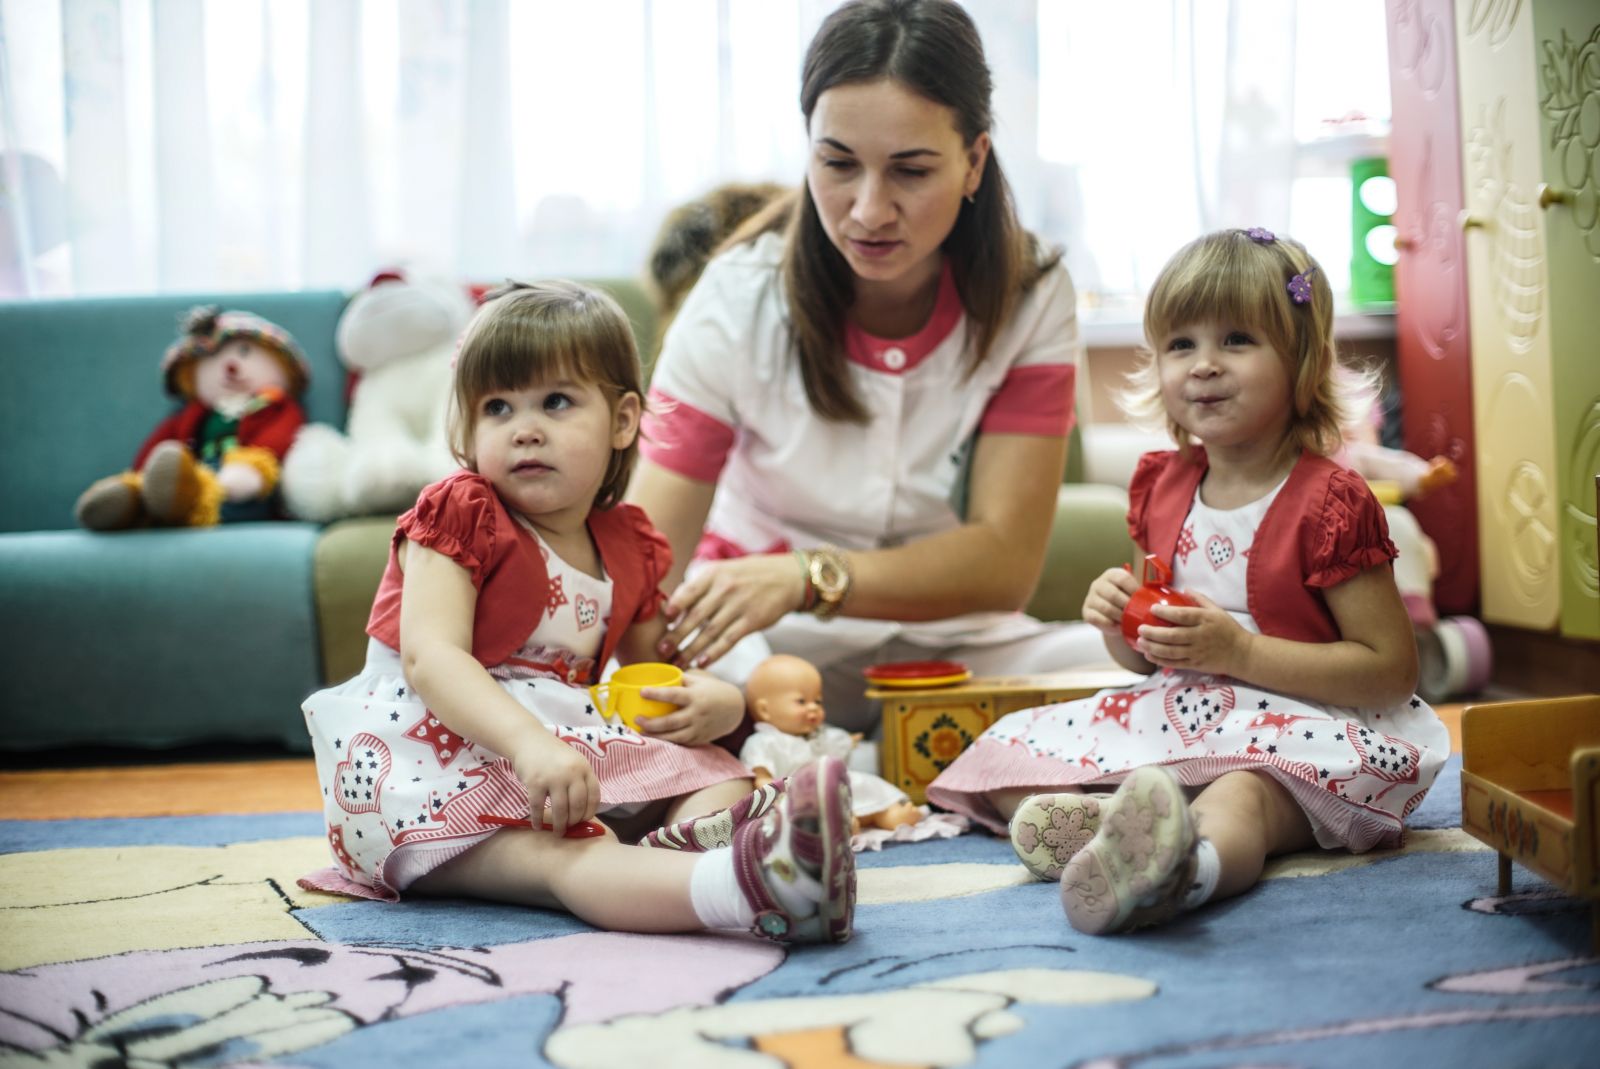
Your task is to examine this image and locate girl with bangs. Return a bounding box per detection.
[299,281,856,946]
[928,229,1448,936]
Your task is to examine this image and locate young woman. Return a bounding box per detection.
[628,0,1105,731]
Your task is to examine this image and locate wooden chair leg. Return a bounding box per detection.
[1497,852,1512,895]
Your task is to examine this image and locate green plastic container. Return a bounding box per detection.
[1350,156,1397,307]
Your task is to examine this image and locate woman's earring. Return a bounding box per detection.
[964,191,977,205]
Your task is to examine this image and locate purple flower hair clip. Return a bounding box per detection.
[1287,265,1317,305]
[1246,227,1275,244]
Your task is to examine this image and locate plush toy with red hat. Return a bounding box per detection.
[75,306,309,530]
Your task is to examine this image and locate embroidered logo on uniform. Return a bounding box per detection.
[575,595,599,630]
[1204,534,1235,570]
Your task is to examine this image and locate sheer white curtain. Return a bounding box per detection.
[0,0,1387,300]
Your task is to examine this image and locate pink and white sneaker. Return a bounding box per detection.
[731,756,855,943]
[1009,792,1107,881]
[640,781,785,852]
[1058,765,1197,935]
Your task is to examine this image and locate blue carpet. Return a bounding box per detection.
[2,755,1596,1068]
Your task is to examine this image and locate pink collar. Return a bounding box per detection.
[843,259,963,375]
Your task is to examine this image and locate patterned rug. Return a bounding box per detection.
[1,752,1596,1068]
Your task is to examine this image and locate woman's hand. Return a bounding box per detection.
[1134,592,1251,677]
[636,671,747,746]
[508,730,600,836]
[657,554,807,668]
[1081,566,1140,636]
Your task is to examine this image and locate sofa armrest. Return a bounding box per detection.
[313,516,396,684]
[1025,482,1135,623]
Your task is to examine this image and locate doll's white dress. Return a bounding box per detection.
[300,528,747,900]
[928,478,1450,852]
[740,723,910,818]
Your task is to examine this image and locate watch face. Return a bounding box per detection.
[811,555,845,595]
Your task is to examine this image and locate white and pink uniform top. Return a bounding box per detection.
[641,231,1082,658]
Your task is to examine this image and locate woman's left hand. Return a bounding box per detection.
[636,672,747,746]
[657,554,806,668]
[1134,592,1252,677]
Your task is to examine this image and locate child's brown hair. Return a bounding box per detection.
[448,280,644,510]
[1122,228,1370,463]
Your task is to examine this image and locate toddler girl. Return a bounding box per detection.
[299,281,854,944]
[928,229,1448,935]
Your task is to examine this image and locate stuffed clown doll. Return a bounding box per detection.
[74,307,309,529]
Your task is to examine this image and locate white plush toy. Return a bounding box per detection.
[281,272,473,522]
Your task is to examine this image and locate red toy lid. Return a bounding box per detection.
[862,659,970,682]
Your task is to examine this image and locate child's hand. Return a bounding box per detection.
[509,733,599,836]
[1081,566,1141,636]
[1133,592,1250,676]
[636,672,745,746]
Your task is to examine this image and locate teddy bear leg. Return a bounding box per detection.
[75,472,147,530]
[141,441,224,527]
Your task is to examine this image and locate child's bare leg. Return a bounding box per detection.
[1190,770,1315,900]
[665,777,754,824]
[988,785,1082,823]
[411,828,705,932]
[607,778,756,844]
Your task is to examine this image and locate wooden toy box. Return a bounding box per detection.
[1460,695,1600,952]
[867,666,1141,804]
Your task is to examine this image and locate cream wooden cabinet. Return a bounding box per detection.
[1455,0,1600,639]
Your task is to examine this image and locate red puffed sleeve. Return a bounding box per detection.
[1125,450,1178,545]
[394,474,502,588]
[623,503,674,624]
[1305,467,1398,588]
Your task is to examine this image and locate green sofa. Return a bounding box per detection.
[0,286,1130,754]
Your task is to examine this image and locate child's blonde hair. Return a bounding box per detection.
[448,280,645,510]
[1122,228,1372,463]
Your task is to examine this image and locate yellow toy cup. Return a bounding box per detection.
[589,662,683,731]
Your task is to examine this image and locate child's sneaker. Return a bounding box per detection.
[641,781,784,851]
[730,756,855,943]
[1009,792,1105,881]
[1058,765,1196,935]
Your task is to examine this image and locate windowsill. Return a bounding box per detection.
[1078,304,1396,349]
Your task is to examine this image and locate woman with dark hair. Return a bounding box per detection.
[627,0,1104,737]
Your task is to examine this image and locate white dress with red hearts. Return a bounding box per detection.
[926,478,1450,853]
[298,529,748,901]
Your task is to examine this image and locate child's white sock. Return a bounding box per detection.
[1181,837,1220,911]
[689,850,756,930]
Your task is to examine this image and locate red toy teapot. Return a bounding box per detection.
[1121,554,1196,646]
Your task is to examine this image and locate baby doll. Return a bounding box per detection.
[741,654,923,834]
[76,307,309,530]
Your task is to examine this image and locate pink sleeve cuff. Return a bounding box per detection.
[639,387,736,483]
[979,364,1077,436]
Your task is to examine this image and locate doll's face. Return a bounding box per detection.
[192,338,290,406]
[749,662,826,736]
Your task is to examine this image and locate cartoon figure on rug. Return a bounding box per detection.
[74,307,309,529]
[927,228,1450,935]
[280,271,472,522]
[298,280,855,945]
[741,654,923,835]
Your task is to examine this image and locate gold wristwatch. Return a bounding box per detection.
[806,545,852,620]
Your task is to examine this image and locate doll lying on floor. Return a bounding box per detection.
[741,654,924,835]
